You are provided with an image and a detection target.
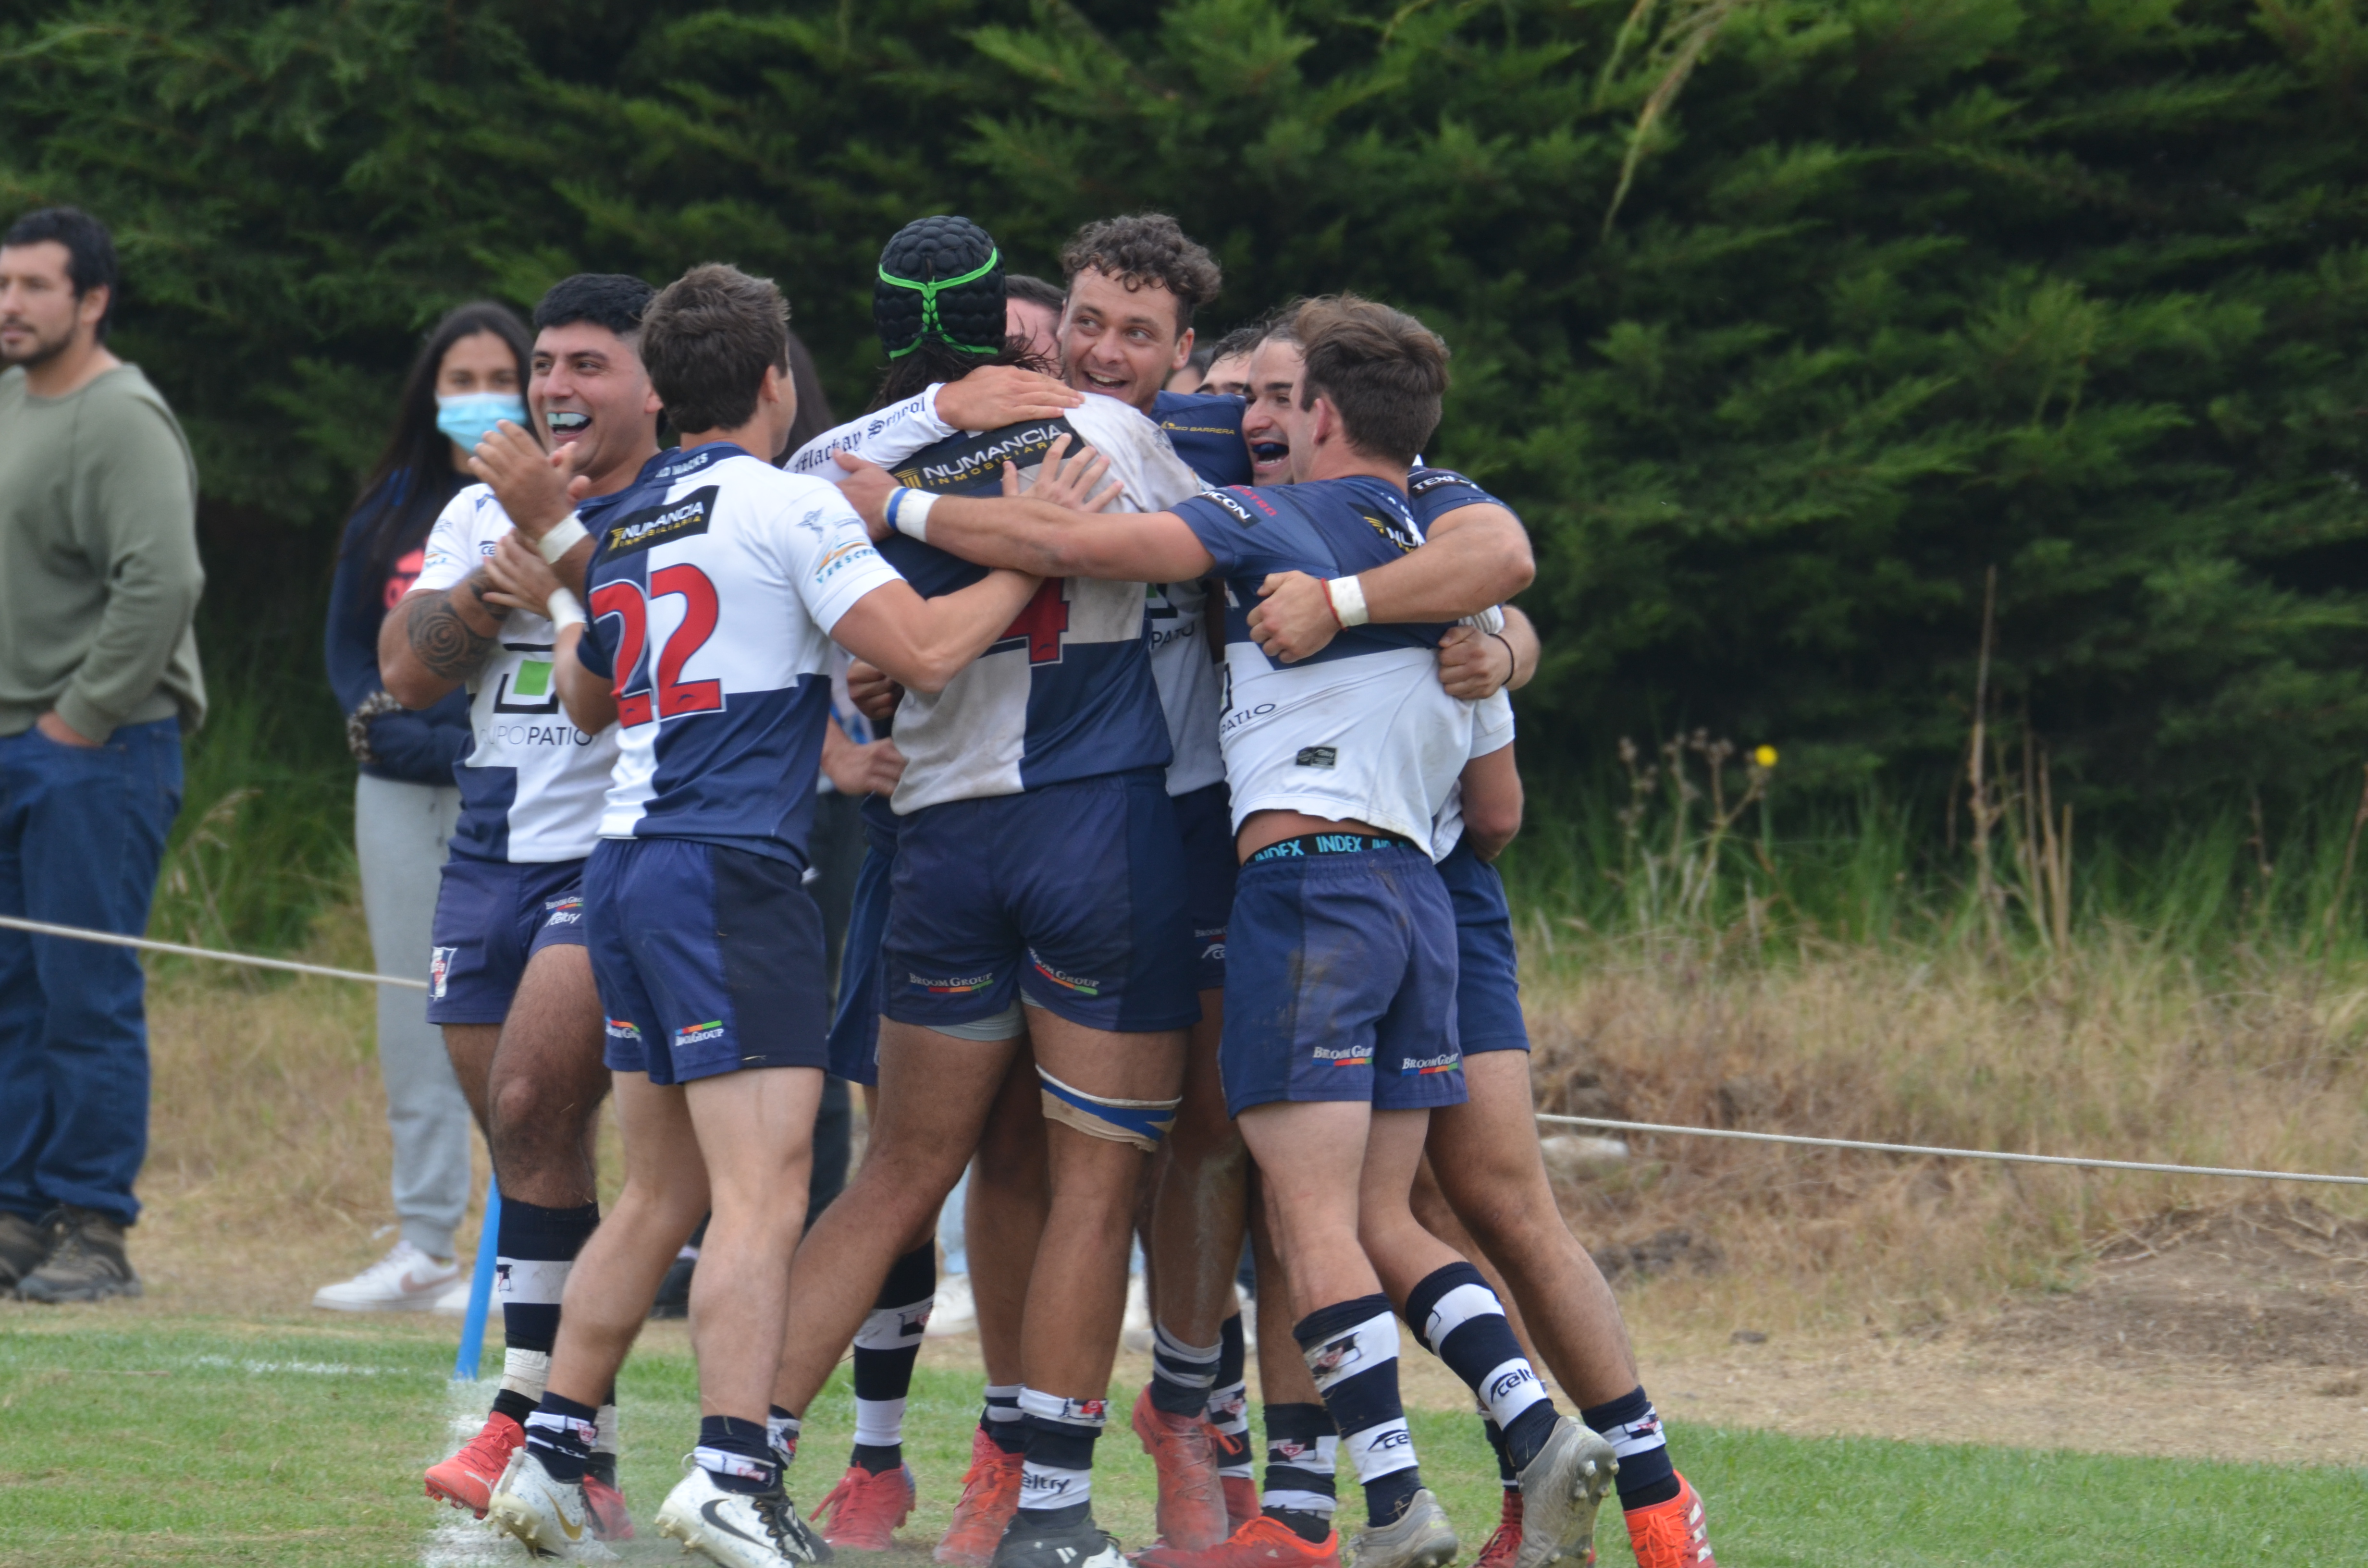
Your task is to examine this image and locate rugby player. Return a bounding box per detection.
[474,262,1041,1567]
[382,273,655,1538]
[1005,273,1066,363]
[765,214,1209,1568]
[778,221,1074,1562]
[831,295,1611,1568]
[791,213,1248,1553]
[1210,326,1721,1568]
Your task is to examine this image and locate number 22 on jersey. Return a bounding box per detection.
[591,565,725,726]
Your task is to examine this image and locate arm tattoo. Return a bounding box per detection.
[407,570,500,681]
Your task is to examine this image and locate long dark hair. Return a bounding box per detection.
[344,301,534,590]
[784,331,834,455]
[864,337,1056,415]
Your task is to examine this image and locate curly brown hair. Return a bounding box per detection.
[1059,213,1223,334]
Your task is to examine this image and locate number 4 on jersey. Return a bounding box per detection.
[589,565,725,725]
[998,578,1070,664]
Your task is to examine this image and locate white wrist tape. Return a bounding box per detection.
[545,586,587,631]
[887,486,938,543]
[536,514,589,564]
[1325,574,1370,628]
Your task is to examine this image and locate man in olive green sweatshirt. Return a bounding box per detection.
[0,207,204,1303]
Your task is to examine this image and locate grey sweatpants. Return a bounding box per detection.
[355,773,472,1259]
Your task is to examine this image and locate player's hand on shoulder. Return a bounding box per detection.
[469,420,577,538]
[1024,433,1122,514]
[833,453,900,540]
[936,365,1081,432]
[1437,623,1513,700]
[480,531,562,617]
[1248,570,1342,664]
[846,660,903,725]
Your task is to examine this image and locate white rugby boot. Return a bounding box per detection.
[655,1463,833,1567]
[484,1447,618,1560]
[1347,1488,1459,1568]
[1512,1416,1619,1568]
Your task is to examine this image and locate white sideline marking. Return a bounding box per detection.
[422,1380,511,1568]
[189,1354,404,1377]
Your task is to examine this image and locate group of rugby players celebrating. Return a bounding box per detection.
[386,211,1716,1568]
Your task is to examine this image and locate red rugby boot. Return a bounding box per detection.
[424,1410,524,1519]
[812,1461,917,1551]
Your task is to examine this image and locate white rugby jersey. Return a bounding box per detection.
[414,485,619,863]
[1431,691,1516,860]
[1172,477,1475,858]
[574,444,904,863]
[792,388,1225,800]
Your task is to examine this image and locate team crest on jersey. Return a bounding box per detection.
[603,485,718,557]
[1362,508,1423,555]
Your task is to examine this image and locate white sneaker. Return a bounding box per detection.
[654,1465,830,1566]
[486,1447,618,1560]
[925,1272,976,1338]
[310,1240,460,1311]
[432,1278,473,1316]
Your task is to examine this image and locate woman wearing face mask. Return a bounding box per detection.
[315,301,533,1313]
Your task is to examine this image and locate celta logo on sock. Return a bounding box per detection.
[1486,1364,1541,1405]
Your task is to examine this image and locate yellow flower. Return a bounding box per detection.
[1753,745,1778,769]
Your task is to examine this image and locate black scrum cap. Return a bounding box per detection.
[875,215,1006,359]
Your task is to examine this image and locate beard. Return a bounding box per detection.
[0,319,72,370]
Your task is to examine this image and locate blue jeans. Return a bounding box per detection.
[0,717,183,1226]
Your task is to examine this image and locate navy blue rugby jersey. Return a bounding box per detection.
[874,392,1195,813]
[1170,477,1474,855]
[575,443,903,867]
[1153,390,1252,489]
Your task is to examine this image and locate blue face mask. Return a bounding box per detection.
[436,392,528,451]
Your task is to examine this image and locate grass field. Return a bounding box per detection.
[1,1311,2361,1568]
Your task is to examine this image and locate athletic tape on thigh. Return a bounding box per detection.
[1036,1066,1180,1152]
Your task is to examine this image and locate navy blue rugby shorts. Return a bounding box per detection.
[881,768,1198,1036]
[1220,836,1466,1117]
[585,837,828,1086]
[426,856,588,1025]
[1174,780,1236,995]
[1436,837,1528,1054]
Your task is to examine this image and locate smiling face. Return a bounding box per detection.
[1058,268,1192,415]
[1240,337,1305,485]
[0,241,101,369]
[530,320,661,490]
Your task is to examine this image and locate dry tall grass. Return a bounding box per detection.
[129,902,2368,1336]
[1523,929,2368,1344]
[136,913,493,1312]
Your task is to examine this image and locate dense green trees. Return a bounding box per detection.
[4,0,2366,805]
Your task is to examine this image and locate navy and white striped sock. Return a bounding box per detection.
[1259,1401,1339,1541]
[1295,1295,1421,1528]
[524,1391,599,1486]
[1016,1387,1106,1523]
[851,1244,934,1473]
[1209,1312,1252,1480]
[492,1199,599,1427]
[1150,1323,1222,1417]
[980,1383,1025,1455]
[1581,1386,1678,1510]
[1405,1263,1557,1471]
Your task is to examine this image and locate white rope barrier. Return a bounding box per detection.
[0,914,428,991]
[1535,1112,2368,1187]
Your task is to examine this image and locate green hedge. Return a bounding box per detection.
[6,0,2367,805]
